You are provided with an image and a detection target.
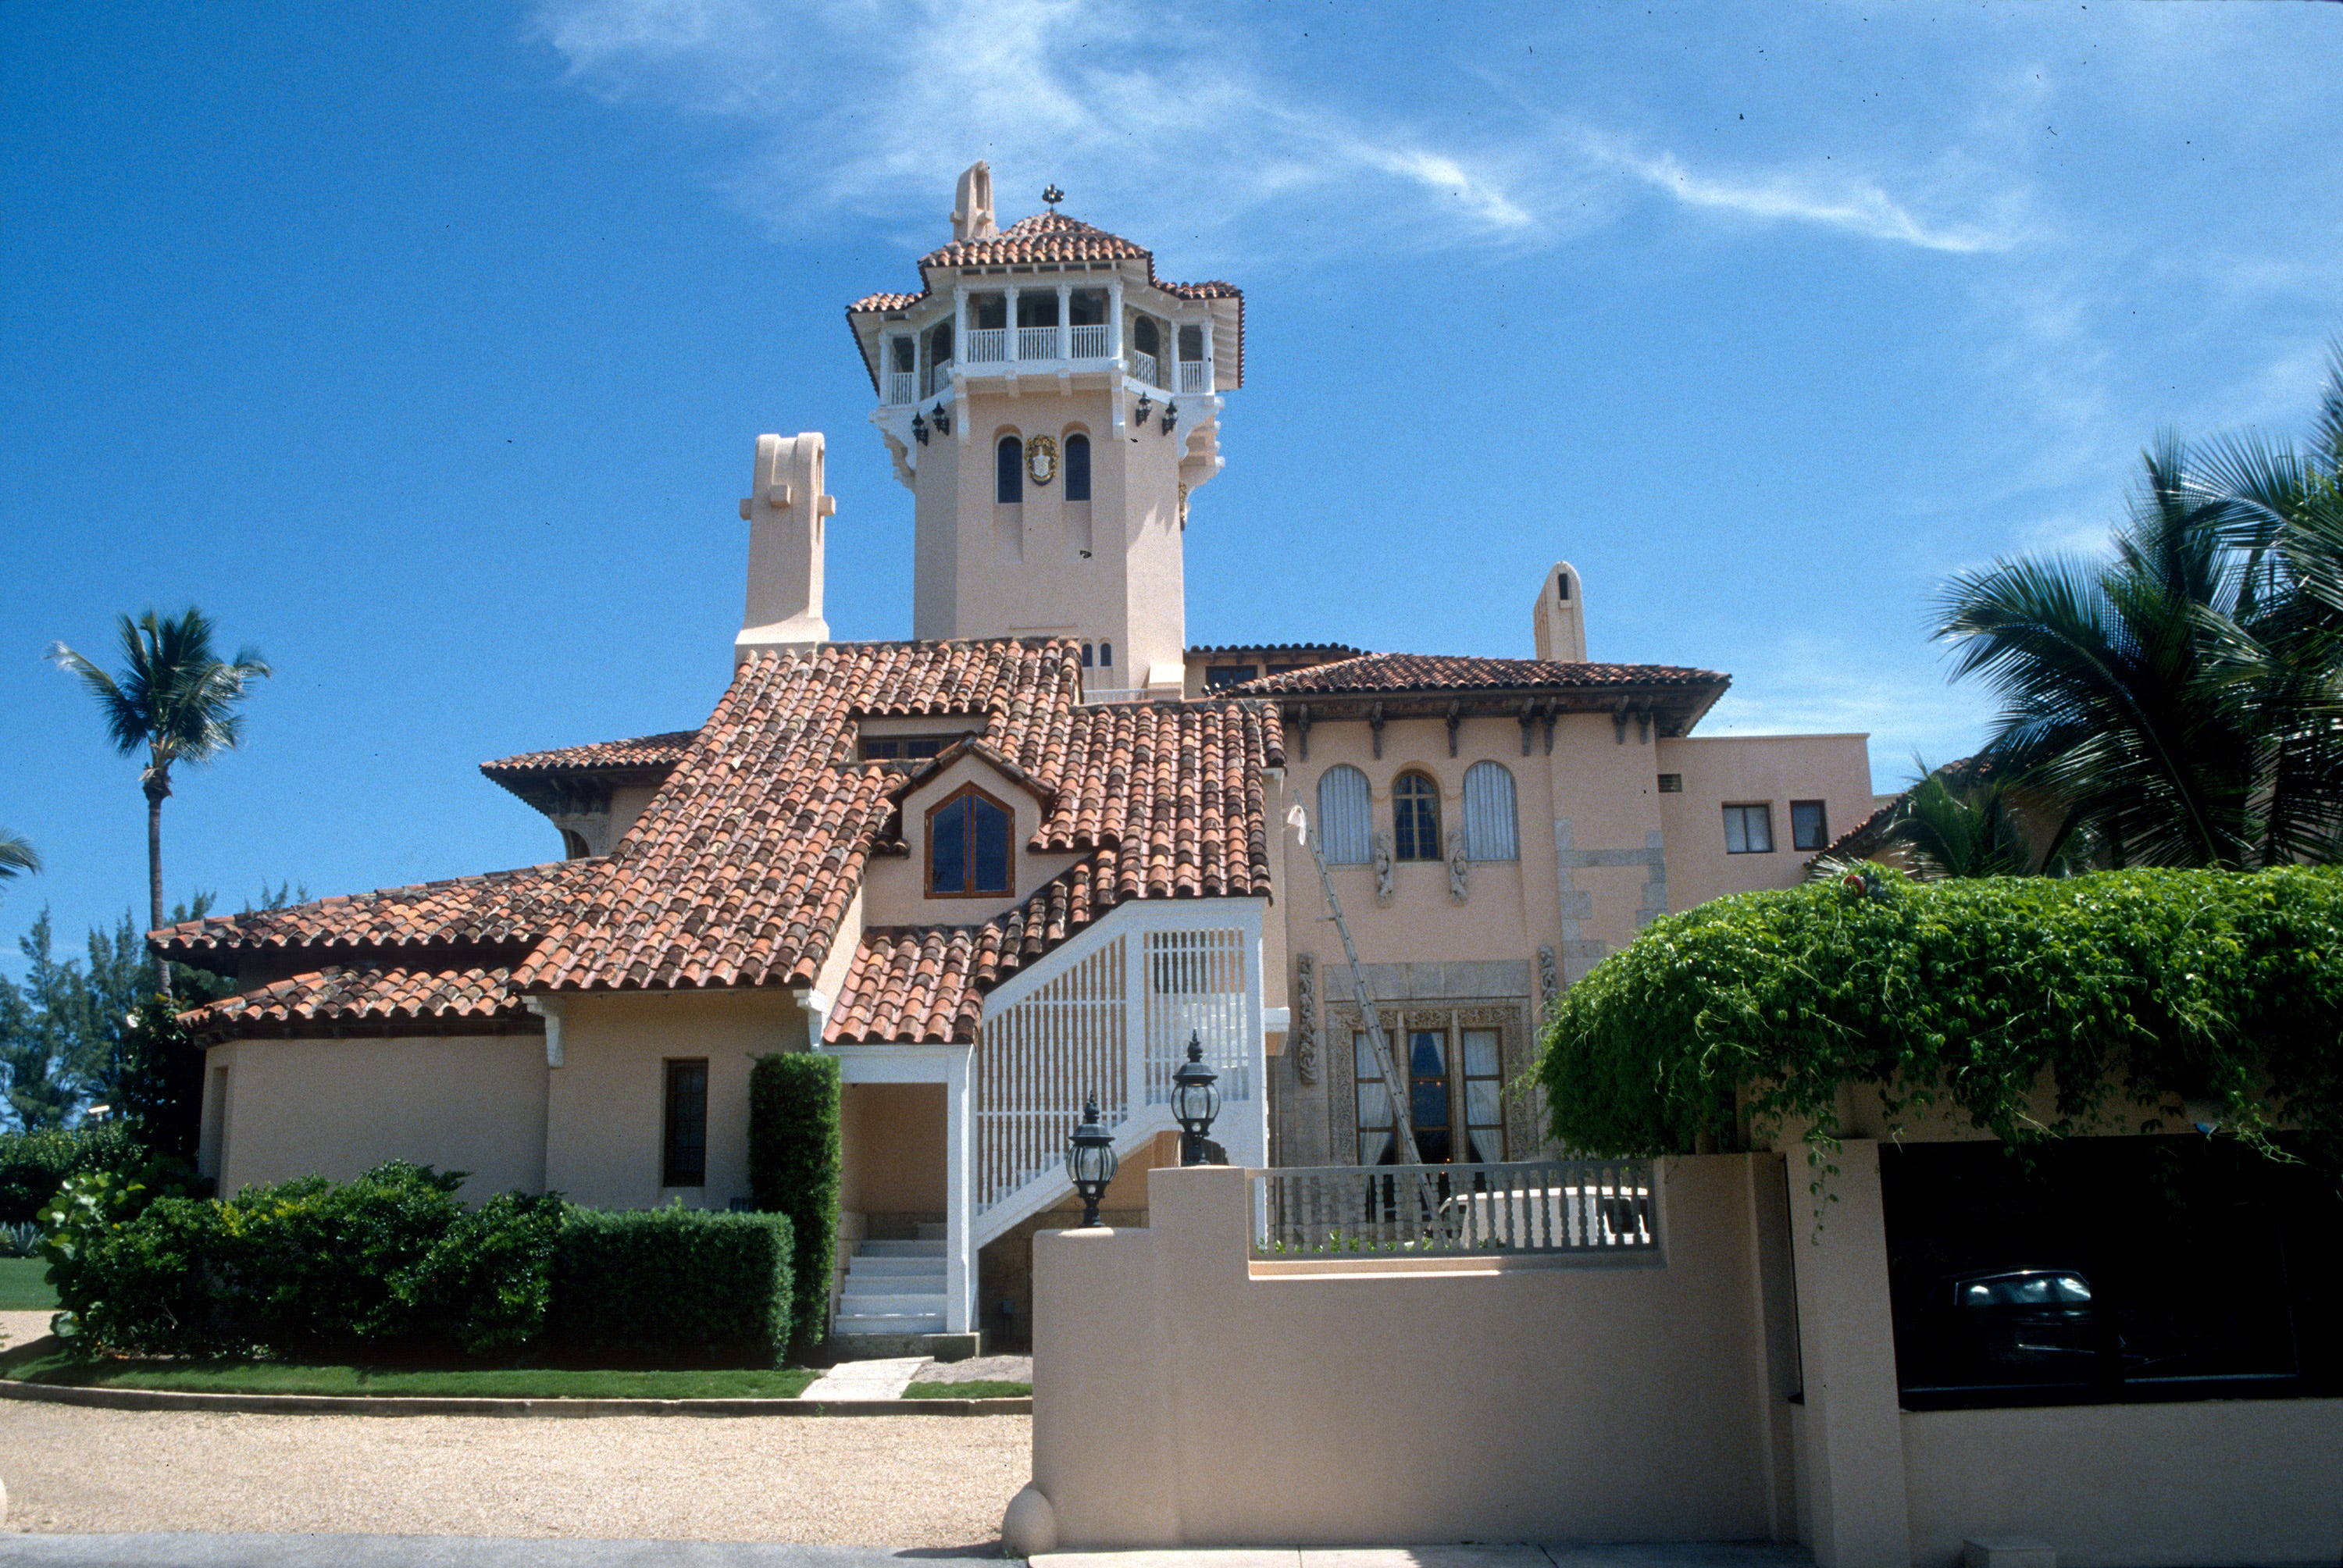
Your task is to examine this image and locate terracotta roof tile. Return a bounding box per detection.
[1233,653,1728,695]
[180,964,524,1039]
[480,732,698,777]
[154,860,601,964]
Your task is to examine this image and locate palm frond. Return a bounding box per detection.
[0,829,39,881]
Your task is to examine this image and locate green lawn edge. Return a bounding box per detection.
[903,1379,1031,1399]
[0,1256,59,1311]
[0,1349,820,1401]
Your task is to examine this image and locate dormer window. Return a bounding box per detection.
[928,783,1014,897]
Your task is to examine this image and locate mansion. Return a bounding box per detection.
[157,164,1873,1356]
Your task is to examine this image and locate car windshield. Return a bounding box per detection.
[1960,1273,2092,1307]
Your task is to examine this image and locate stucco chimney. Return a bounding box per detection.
[735,432,832,666]
[1532,561,1588,664]
[950,161,997,243]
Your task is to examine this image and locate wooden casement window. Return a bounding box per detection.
[927,783,1015,897]
[1353,1023,1508,1167]
[662,1058,708,1188]
[1393,772,1442,861]
[1791,800,1831,851]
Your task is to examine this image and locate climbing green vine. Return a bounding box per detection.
[1536,865,2343,1167]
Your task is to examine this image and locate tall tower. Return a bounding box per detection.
[847,164,1243,697]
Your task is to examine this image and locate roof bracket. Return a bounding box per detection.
[1542,704,1557,755]
[1445,702,1463,758]
[1293,704,1312,764]
[1517,700,1536,757]
[1613,705,1631,746]
[1368,702,1385,761]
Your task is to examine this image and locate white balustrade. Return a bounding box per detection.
[1017,325,1060,361]
[1126,349,1157,387]
[1254,1160,1659,1257]
[1178,359,1208,394]
[966,327,1009,363]
[886,370,915,405]
[1070,323,1109,358]
[1143,928,1253,1106]
[975,936,1128,1215]
[921,358,954,399]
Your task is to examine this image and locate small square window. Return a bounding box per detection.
[1791,800,1830,851]
[1204,665,1257,690]
[1657,773,1683,793]
[1723,804,1774,854]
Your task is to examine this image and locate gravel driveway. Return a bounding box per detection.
[0,1402,1029,1547]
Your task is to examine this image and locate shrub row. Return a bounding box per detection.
[41,1162,793,1364]
[747,1050,840,1349]
[0,1123,141,1224]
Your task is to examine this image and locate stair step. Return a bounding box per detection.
[840,1293,947,1313]
[846,1255,946,1277]
[858,1239,947,1258]
[844,1274,943,1295]
[834,1312,947,1334]
[915,1221,948,1241]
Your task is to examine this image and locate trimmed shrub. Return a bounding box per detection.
[551,1206,793,1366]
[114,996,208,1166]
[1538,865,2343,1167]
[42,1160,564,1357]
[1,1123,140,1224]
[748,1050,840,1348]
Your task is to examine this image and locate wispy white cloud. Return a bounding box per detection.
[1591,142,2021,255]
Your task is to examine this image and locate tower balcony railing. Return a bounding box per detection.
[1178,359,1209,394]
[1126,350,1158,387]
[920,358,954,399]
[1017,325,1060,360]
[883,338,1207,404]
[1070,323,1110,358]
[966,327,1010,364]
[887,370,916,404]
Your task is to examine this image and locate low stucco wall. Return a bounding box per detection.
[203,1035,549,1199]
[1900,1399,2343,1568]
[1031,1156,1790,1548]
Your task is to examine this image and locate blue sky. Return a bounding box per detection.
[4,0,2339,974]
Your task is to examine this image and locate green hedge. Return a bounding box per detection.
[747,1050,840,1349]
[1537,865,2343,1165]
[550,1206,793,1366]
[1,1124,140,1224]
[41,1163,789,1364]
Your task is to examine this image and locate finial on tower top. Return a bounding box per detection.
[950,162,997,243]
[1042,184,1065,209]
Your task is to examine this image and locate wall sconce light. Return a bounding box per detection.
[1065,1092,1118,1226]
[1134,393,1152,424]
[1161,401,1178,434]
[1170,1034,1222,1167]
[931,403,951,435]
[911,412,929,445]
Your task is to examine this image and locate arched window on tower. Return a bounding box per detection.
[997,436,1022,504]
[1393,772,1442,861]
[1462,761,1518,861]
[1097,640,1112,668]
[1317,765,1371,864]
[1064,433,1091,502]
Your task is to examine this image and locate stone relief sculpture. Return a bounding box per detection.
[1538,945,1560,1020]
[1293,953,1319,1086]
[1446,829,1470,904]
[1371,831,1396,906]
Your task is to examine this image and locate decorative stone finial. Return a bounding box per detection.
[1042,184,1065,209]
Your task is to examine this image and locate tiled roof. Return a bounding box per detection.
[1234,653,1728,695]
[180,964,523,1038]
[847,211,1246,389]
[154,861,601,966]
[512,640,1280,995]
[1189,643,1364,657]
[480,732,698,777]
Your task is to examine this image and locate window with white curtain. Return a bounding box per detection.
[1353,1032,1394,1167]
[1462,761,1519,861]
[1317,764,1371,864]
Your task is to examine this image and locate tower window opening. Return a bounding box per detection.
[1178,323,1204,362]
[1393,772,1442,862]
[928,322,953,363]
[1132,316,1161,358]
[1557,572,1571,602]
[890,337,915,372]
[972,294,1008,330]
[997,436,1023,504]
[1082,643,1095,668]
[1068,290,1107,326]
[1017,293,1059,326]
[1098,641,1112,668]
[1064,432,1091,502]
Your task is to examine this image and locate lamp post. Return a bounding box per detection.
[1065,1092,1118,1227]
[1170,1032,1221,1167]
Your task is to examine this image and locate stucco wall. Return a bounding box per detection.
[1900,1399,2343,1568]
[544,989,806,1210]
[1654,733,1874,909]
[840,1081,949,1214]
[201,1035,550,1199]
[1030,1156,1788,1548]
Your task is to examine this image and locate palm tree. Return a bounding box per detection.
[50,609,271,996]
[1932,344,2343,869]
[1876,761,2036,879]
[0,829,38,900]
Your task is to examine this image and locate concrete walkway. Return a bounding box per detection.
[1034,1551,1810,1568]
[797,1357,929,1401]
[0,1538,1002,1566]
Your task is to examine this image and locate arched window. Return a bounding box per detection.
[928,784,1014,896]
[1132,316,1160,358]
[1082,642,1095,668]
[1317,765,1371,864]
[1462,761,1518,861]
[1064,432,1091,502]
[1097,640,1112,668]
[996,436,1022,504]
[559,829,592,861]
[1393,773,1441,861]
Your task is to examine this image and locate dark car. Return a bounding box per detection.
[1931,1268,2100,1384]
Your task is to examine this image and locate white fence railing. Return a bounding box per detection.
[975,935,1128,1215]
[1254,1160,1657,1257]
[1143,928,1252,1106]
[967,327,1009,364]
[1178,359,1208,394]
[886,370,915,405]
[1071,323,1110,358]
[1017,325,1059,360]
[1079,686,1145,706]
[1127,349,1158,387]
[922,358,954,399]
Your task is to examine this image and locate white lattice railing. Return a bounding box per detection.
[1071,323,1109,358]
[921,358,954,398]
[1017,325,1059,361]
[1126,349,1157,387]
[886,370,915,405]
[966,327,1008,363]
[1178,359,1208,394]
[972,903,1266,1245]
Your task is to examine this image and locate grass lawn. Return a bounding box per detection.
[903,1379,1030,1399]
[0,1256,58,1310]
[0,1348,819,1400]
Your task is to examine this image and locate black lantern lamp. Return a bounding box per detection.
[911,410,929,445]
[1065,1092,1118,1227]
[1161,401,1179,434]
[1134,392,1153,425]
[1170,1032,1221,1166]
[931,402,951,435]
